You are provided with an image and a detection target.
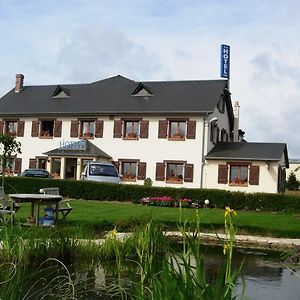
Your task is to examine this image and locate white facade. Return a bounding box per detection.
[4,109,231,189]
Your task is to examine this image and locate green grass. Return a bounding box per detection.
[12,199,300,238]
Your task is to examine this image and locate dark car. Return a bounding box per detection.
[19,169,52,178]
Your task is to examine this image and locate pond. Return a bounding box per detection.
[4,244,300,299]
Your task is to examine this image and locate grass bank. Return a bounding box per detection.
[12,200,300,238]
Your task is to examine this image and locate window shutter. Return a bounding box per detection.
[113,120,123,138]
[17,120,25,137]
[14,158,22,174]
[29,158,36,169]
[186,121,196,139]
[184,164,194,182]
[54,120,62,137]
[31,121,39,137]
[158,120,168,138]
[0,121,3,134]
[249,165,260,185]
[140,120,149,138]
[95,120,104,138]
[70,120,79,137]
[112,161,120,172]
[218,164,228,184]
[137,162,147,180]
[155,162,165,181]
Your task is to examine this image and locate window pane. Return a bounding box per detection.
[41,121,54,136]
[240,166,248,182]
[230,165,248,184]
[122,162,137,179]
[230,166,239,182]
[167,163,183,181]
[6,121,17,135]
[125,121,139,137]
[170,121,186,138]
[82,121,95,136]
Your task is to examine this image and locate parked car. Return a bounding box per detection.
[19,169,52,178]
[81,162,121,183]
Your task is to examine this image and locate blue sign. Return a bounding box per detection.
[220,44,230,79]
[59,140,87,150]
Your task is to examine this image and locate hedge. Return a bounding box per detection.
[3,176,300,212]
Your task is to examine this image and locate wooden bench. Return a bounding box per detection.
[39,187,72,224]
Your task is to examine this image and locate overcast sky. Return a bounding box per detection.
[0,0,299,158]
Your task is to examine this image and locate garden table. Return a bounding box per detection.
[9,193,62,226]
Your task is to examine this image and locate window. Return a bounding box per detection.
[0,156,15,175]
[158,120,196,139]
[166,163,183,182]
[221,129,228,142]
[114,120,149,139]
[121,161,137,180]
[5,121,17,136]
[169,121,186,140]
[156,162,194,183]
[81,121,95,138]
[40,120,54,137]
[124,121,139,139]
[230,165,248,185]
[210,122,219,144]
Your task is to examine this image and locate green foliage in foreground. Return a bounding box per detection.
[4,176,300,212]
[0,207,243,299]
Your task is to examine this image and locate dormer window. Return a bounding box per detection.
[52,85,70,98]
[132,83,153,97]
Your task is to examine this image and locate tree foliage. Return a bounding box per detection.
[286,171,300,191]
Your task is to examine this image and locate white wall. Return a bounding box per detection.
[203,159,280,193]
[10,115,206,188]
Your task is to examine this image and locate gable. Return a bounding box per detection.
[132,83,153,97]
[52,85,70,98]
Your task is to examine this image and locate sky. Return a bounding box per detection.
[0,0,299,158]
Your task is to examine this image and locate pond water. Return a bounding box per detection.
[18,245,300,299]
[202,246,300,300]
[74,246,300,299]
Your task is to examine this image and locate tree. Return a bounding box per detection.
[286,171,300,191]
[0,134,22,188]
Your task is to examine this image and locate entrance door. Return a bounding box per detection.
[65,158,77,180]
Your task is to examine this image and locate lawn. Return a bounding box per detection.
[13,199,300,238]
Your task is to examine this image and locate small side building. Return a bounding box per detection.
[204,142,289,193]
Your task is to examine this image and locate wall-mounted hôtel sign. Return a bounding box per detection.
[220,44,230,79]
[59,140,87,151]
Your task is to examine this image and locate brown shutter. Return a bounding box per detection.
[137,162,147,180]
[218,164,228,184]
[14,158,22,174]
[249,165,260,185]
[29,158,36,169]
[158,120,168,138]
[0,121,3,134]
[155,162,165,181]
[70,120,79,137]
[112,161,120,172]
[17,121,25,137]
[140,120,149,138]
[113,120,123,138]
[53,120,62,137]
[95,120,104,138]
[31,121,39,137]
[184,164,194,182]
[186,121,196,139]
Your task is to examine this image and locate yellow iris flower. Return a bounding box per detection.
[224,206,237,217]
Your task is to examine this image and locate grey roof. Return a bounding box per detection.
[43,140,111,159]
[0,75,231,117]
[289,159,300,164]
[206,142,289,167]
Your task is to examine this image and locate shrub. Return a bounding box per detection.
[286,172,300,191]
[3,176,300,212]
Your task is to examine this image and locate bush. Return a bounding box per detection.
[3,176,300,212]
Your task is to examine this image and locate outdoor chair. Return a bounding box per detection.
[0,186,17,224]
[39,187,73,224]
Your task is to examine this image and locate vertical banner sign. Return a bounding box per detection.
[220,44,230,79]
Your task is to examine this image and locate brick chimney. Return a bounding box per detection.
[15,74,24,92]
